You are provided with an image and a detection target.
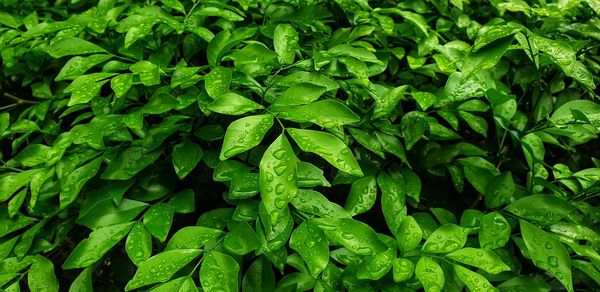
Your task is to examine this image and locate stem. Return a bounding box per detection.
[3,93,39,105]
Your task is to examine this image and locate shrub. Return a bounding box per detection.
[1,0,600,291]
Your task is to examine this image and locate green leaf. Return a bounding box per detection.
[397,10,430,36]
[165,226,224,250]
[392,258,415,282]
[349,128,385,158]
[422,223,468,253]
[101,147,163,180]
[458,111,488,137]
[28,255,59,292]
[396,216,423,253]
[221,114,274,160]
[161,0,185,13]
[289,221,329,278]
[412,91,438,111]
[287,128,363,177]
[506,195,575,225]
[573,260,600,286]
[56,54,112,81]
[550,100,600,127]
[297,161,330,188]
[356,235,395,280]
[377,172,407,235]
[172,138,204,179]
[200,251,240,292]
[224,221,261,255]
[461,37,512,80]
[64,73,116,106]
[143,203,175,242]
[339,57,370,86]
[125,222,152,266]
[273,24,299,65]
[111,74,133,99]
[125,249,202,291]
[259,134,297,225]
[242,257,276,292]
[401,111,427,150]
[169,189,196,214]
[277,100,360,128]
[60,157,103,208]
[453,264,498,292]
[311,218,388,256]
[446,248,510,274]
[479,212,511,249]
[76,197,148,230]
[47,37,107,58]
[271,83,327,107]
[484,172,514,208]
[130,61,160,86]
[415,256,445,292]
[148,277,199,292]
[497,276,551,291]
[344,175,377,216]
[375,132,409,165]
[372,85,408,120]
[69,267,93,292]
[204,66,232,99]
[520,220,573,292]
[290,189,350,219]
[0,206,36,238]
[207,93,264,115]
[63,222,135,269]
[277,72,339,92]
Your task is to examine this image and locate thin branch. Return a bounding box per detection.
[3,92,39,105]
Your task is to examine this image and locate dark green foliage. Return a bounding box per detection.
[1,0,600,291]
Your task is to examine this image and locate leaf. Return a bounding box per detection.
[372,85,408,120]
[172,138,204,179]
[0,206,36,238]
[204,66,232,99]
[169,189,196,214]
[200,251,240,292]
[344,175,377,216]
[458,111,488,137]
[224,221,261,255]
[453,264,498,292]
[125,249,202,291]
[207,93,264,115]
[397,10,430,36]
[273,24,299,65]
[550,100,600,127]
[412,91,438,111]
[76,197,148,230]
[28,255,59,292]
[287,128,363,177]
[165,226,224,250]
[60,157,103,208]
[148,277,199,292]
[277,72,339,92]
[161,0,185,13]
[277,100,360,128]
[520,220,573,292]
[290,189,350,219]
[461,37,512,80]
[401,111,427,150]
[271,83,327,107]
[130,61,160,86]
[377,172,407,235]
[446,248,511,274]
[473,22,523,51]
[47,37,107,58]
[397,216,423,253]
[422,223,468,253]
[63,222,135,269]
[392,258,415,282]
[242,257,276,292]
[259,134,297,225]
[339,57,370,86]
[297,161,330,188]
[375,132,409,165]
[111,74,133,99]
[289,221,329,277]
[69,267,93,292]
[497,276,551,291]
[484,172,514,208]
[56,54,112,81]
[101,147,163,180]
[221,114,274,160]
[349,128,385,158]
[143,203,175,242]
[125,222,152,266]
[64,73,116,106]
[415,256,445,292]
[506,195,575,225]
[311,218,388,255]
[479,212,511,249]
[572,260,600,286]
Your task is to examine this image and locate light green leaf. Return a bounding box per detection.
[297,161,330,188]
[221,114,273,160]
[148,276,199,292]
[401,111,427,150]
[289,221,329,277]
[69,266,93,292]
[60,157,103,208]
[506,195,575,225]
[422,224,468,253]
[287,128,363,177]
[200,251,240,292]
[101,147,163,180]
[277,72,339,92]
[377,172,407,235]
[272,83,327,107]
[484,172,514,208]
[349,128,385,158]
[56,54,112,81]
[207,93,264,115]
[453,264,498,292]
[64,73,116,106]
[461,37,512,80]
[344,175,377,216]
[204,66,232,99]
[290,189,350,219]
[311,217,388,256]
[47,37,107,58]
[125,249,202,291]
[242,257,276,292]
[165,226,224,250]
[357,235,396,280]
[274,24,299,65]
[416,256,445,292]
[392,258,415,282]
[479,212,511,250]
[375,132,409,165]
[277,100,360,128]
[459,111,488,137]
[550,100,600,127]
[224,221,261,255]
[111,74,133,99]
[143,203,175,242]
[372,85,408,119]
[397,216,423,253]
[446,248,511,274]
[125,222,152,266]
[28,255,59,292]
[172,138,204,179]
[161,0,185,13]
[412,91,438,111]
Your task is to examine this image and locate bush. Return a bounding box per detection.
[1,0,600,290]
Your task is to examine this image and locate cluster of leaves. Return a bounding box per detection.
[1,0,600,290]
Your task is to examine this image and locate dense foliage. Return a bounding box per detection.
[1,0,600,290]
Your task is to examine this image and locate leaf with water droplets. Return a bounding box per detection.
[64,73,116,106]
[242,257,276,292]
[392,258,415,282]
[311,217,388,256]
[125,222,152,266]
[479,212,511,249]
[287,128,363,177]
[172,138,204,179]
[129,60,160,86]
[258,203,294,251]
[520,220,573,292]
[272,83,327,107]
[349,128,385,158]
[375,132,409,165]
[200,251,240,292]
[446,248,510,274]
[415,256,445,292]
[148,276,198,292]
[55,54,112,81]
[453,264,498,292]
[101,147,163,180]
[204,66,232,99]
[165,226,223,251]
[125,249,202,291]
[0,169,43,202]
[422,223,468,253]
[207,93,264,115]
[259,134,297,225]
[459,111,488,137]
[377,172,407,235]
[274,24,299,65]
[62,222,135,269]
[277,71,339,92]
[68,266,93,292]
[506,194,575,225]
[221,114,274,160]
[59,157,103,208]
[224,221,261,255]
[396,216,423,253]
[289,221,329,278]
[344,175,377,216]
[297,161,331,188]
[372,85,408,119]
[276,100,360,128]
[143,203,175,242]
[356,235,396,280]
[290,189,350,219]
[484,172,514,208]
[28,255,59,292]
[47,37,107,58]
[461,37,512,80]
[400,111,427,150]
